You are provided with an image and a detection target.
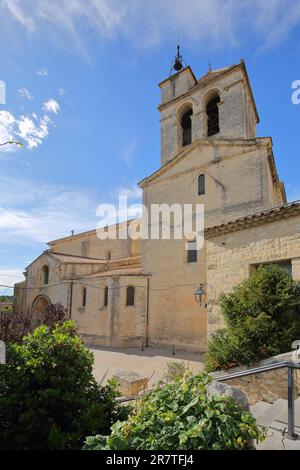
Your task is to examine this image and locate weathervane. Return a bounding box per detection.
[170,44,186,75]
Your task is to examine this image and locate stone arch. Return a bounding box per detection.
[202,88,221,137]
[175,101,194,148]
[32,295,51,321]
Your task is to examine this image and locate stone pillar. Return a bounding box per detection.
[292,258,300,282]
[109,276,119,347]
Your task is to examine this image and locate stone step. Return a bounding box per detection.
[268,398,300,433]
[250,401,272,421]
[253,399,287,428]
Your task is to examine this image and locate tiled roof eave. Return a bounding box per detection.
[205,203,300,238]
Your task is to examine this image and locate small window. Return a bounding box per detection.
[181,109,193,147]
[82,287,87,307]
[43,266,49,285]
[187,241,198,264]
[206,95,220,137]
[126,286,135,306]
[104,286,108,307]
[198,174,205,196]
[106,250,111,261]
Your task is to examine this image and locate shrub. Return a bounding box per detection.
[0,303,67,345]
[205,265,300,371]
[163,361,188,382]
[0,307,32,344]
[0,321,127,450]
[42,302,66,328]
[83,372,265,450]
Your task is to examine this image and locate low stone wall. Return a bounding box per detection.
[211,352,300,405]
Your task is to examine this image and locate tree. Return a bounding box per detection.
[205,265,300,371]
[0,321,127,450]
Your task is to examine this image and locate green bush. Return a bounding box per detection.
[205,265,300,371]
[83,373,265,450]
[0,321,127,450]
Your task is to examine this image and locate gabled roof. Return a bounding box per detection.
[205,201,300,238]
[139,137,272,188]
[47,218,141,246]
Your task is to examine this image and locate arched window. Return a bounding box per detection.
[198,174,205,196]
[104,286,108,307]
[126,286,135,306]
[42,265,49,285]
[206,95,220,137]
[181,109,193,147]
[82,287,87,307]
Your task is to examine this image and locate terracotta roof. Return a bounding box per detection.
[49,251,141,267]
[49,252,106,264]
[197,65,238,86]
[47,218,141,246]
[76,266,147,279]
[205,201,300,237]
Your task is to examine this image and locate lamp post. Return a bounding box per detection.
[194,283,207,308]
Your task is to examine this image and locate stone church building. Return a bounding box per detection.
[14,59,300,352]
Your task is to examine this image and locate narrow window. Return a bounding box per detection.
[126,286,135,306]
[198,174,205,196]
[187,241,198,264]
[43,266,49,285]
[106,250,111,261]
[82,287,87,307]
[181,109,193,147]
[206,95,220,137]
[104,286,108,307]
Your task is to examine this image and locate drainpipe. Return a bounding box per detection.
[69,280,73,319]
[145,277,150,347]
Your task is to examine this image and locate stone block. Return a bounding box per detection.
[113,370,149,397]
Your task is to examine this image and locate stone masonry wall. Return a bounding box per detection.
[211,353,300,406]
[206,213,300,338]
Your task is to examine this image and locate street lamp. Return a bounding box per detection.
[194,284,205,306]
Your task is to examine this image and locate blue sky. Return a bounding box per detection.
[0,0,300,293]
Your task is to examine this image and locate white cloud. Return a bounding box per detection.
[43,98,60,114]
[0,110,53,150]
[0,176,98,244]
[0,268,25,293]
[118,184,142,201]
[18,87,34,100]
[1,0,300,53]
[37,67,48,76]
[121,139,138,166]
[58,88,66,96]
[0,174,142,245]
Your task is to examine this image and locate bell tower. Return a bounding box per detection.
[158,56,260,166]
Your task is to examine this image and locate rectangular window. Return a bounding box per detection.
[198,174,205,196]
[187,240,198,263]
[82,288,87,307]
[104,287,108,307]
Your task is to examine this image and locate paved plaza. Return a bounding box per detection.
[90,346,204,388]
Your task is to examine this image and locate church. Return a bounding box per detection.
[14,56,300,353]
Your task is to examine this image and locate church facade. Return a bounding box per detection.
[14,59,300,352]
